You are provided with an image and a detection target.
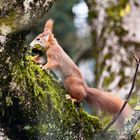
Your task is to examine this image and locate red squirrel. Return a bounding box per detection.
[30,19,131,125]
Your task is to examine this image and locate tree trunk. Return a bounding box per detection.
[0,0,101,139]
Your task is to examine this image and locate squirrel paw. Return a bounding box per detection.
[65,94,71,100]
[65,94,78,104]
[42,65,47,70]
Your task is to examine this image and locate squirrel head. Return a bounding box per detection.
[30,19,54,64]
[30,19,54,51]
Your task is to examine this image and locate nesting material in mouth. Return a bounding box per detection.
[31,44,45,56]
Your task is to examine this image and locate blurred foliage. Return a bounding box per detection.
[85,0,140,95]
[84,0,140,133]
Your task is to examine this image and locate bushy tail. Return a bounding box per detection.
[86,87,131,124]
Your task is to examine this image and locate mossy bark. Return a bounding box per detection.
[0,0,102,139]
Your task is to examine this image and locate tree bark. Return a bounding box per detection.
[0,0,101,139]
[119,100,140,140]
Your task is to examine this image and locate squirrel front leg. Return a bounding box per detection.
[32,55,40,63]
[65,94,79,104]
[42,56,59,70]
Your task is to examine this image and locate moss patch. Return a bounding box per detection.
[0,9,19,32]
[3,55,102,139]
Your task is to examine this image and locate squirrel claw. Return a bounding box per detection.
[42,65,47,70]
[65,94,71,100]
[65,94,78,104]
[39,64,43,68]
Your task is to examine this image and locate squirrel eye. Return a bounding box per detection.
[36,38,40,41]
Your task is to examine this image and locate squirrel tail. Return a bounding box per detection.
[85,87,131,125]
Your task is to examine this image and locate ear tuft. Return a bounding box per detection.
[44,19,54,31]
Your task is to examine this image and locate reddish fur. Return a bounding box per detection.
[31,19,131,125]
[44,19,53,31]
[86,88,131,114]
[32,55,40,62]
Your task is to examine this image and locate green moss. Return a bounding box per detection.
[129,94,139,106]
[5,55,102,139]
[106,0,128,19]
[133,122,140,140]
[33,44,42,50]
[80,110,102,137]
[32,44,46,56]
[5,96,13,106]
[0,9,19,32]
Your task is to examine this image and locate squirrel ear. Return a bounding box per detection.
[44,19,54,31]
